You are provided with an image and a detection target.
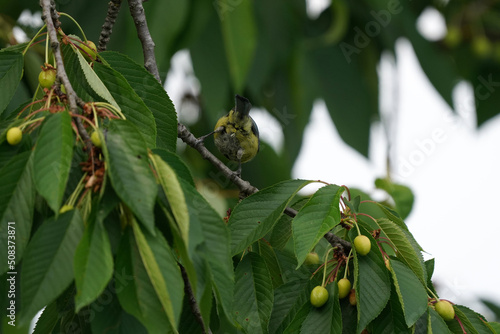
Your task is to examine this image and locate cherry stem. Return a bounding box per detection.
[18,99,45,118]
[58,12,88,42]
[354,221,361,236]
[427,287,439,301]
[322,248,334,287]
[23,26,47,56]
[70,112,97,132]
[20,117,46,131]
[343,249,353,279]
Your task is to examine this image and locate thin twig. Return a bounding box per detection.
[97,0,122,52]
[40,0,91,152]
[179,265,212,334]
[127,0,161,82]
[324,232,352,252]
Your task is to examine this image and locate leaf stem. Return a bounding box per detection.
[343,249,353,279]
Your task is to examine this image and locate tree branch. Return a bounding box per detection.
[127,0,161,82]
[179,265,212,334]
[97,0,122,52]
[40,0,91,152]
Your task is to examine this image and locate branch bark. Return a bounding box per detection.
[97,0,122,52]
[40,0,91,152]
[179,265,212,334]
[127,0,161,82]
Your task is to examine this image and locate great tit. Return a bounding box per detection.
[200,95,259,175]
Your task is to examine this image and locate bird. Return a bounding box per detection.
[199,95,259,176]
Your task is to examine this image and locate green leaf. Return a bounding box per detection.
[292,184,345,267]
[147,0,189,70]
[399,10,457,108]
[20,210,84,324]
[0,51,23,115]
[132,220,182,328]
[220,0,257,91]
[93,62,156,148]
[72,43,119,109]
[372,286,410,334]
[258,240,284,288]
[74,219,113,312]
[447,305,480,334]
[180,179,234,320]
[0,151,34,275]
[351,229,391,333]
[390,259,428,327]
[62,44,101,102]
[283,303,312,334]
[428,307,452,334]
[151,153,189,247]
[102,120,157,234]
[152,148,195,187]
[453,305,494,334]
[269,213,293,250]
[374,178,414,219]
[376,218,427,285]
[413,309,430,334]
[268,279,310,334]
[0,42,29,54]
[33,111,74,213]
[115,228,177,334]
[474,72,500,127]
[375,203,410,232]
[487,322,500,333]
[89,286,148,334]
[301,283,342,333]
[32,301,58,334]
[190,11,230,122]
[233,252,274,334]
[310,44,377,157]
[99,52,177,151]
[229,179,314,255]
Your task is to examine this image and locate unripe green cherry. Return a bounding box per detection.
[435,300,455,321]
[444,26,461,48]
[6,127,23,145]
[80,40,97,60]
[39,68,56,88]
[354,235,371,256]
[310,286,329,308]
[337,278,351,299]
[91,131,102,148]
[304,252,320,265]
[472,36,492,58]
